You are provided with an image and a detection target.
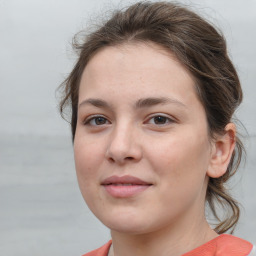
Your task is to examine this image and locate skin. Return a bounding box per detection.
[74,43,236,256]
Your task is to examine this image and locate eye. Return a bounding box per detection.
[84,115,110,126]
[147,115,174,125]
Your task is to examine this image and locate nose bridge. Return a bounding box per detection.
[106,119,141,163]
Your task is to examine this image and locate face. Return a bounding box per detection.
[74,43,214,235]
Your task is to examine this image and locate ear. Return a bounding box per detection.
[207,123,236,178]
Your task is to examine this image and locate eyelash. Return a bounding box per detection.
[146,114,175,126]
[83,115,110,126]
[83,114,175,127]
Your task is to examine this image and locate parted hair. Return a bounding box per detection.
[59,1,244,234]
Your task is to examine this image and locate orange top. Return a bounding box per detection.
[82,240,112,256]
[82,234,253,256]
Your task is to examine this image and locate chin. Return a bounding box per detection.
[107,222,150,235]
[97,211,152,235]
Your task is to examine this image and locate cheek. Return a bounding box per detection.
[150,135,210,211]
[148,130,211,179]
[73,139,103,187]
[73,140,105,213]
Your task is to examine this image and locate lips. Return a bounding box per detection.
[101,175,152,198]
[102,175,151,185]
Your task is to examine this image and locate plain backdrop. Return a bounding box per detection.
[0,0,255,255]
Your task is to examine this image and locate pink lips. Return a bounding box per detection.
[101,175,152,198]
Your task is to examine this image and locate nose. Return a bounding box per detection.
[106,123,143,164]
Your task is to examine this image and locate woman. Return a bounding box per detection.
[59,1,255,255]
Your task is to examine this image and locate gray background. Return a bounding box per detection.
[0,0,255,255]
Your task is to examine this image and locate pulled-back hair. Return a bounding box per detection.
[59,1,244,234]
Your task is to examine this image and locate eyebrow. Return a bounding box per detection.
[78,97,187,109]
[135,97,186,108]
[79,98,111,109]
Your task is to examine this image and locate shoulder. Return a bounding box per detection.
[215,234,254,256]
[82,241,112,256]
[183,234,254,256]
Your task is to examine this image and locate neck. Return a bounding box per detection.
[109,214,217,256]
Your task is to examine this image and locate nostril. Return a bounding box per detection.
[125,157,134,161]
[107,156,134,163]
[108,157,115,163]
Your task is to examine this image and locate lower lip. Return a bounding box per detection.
[103,184,151,198]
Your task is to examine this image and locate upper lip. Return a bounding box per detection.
[101,175,152,185]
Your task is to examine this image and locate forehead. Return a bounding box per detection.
[84,42,189,78]
[78,42,205,116]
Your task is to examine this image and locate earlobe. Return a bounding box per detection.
[207,123,236,178]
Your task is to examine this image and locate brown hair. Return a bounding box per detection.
[59,1,244,234]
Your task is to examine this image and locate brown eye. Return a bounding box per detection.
[153,116,168,124]
[84,116,109,126]
[147,115,174,126]
[94,117,107,125]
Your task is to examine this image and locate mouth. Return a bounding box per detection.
[101,175,152,198]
